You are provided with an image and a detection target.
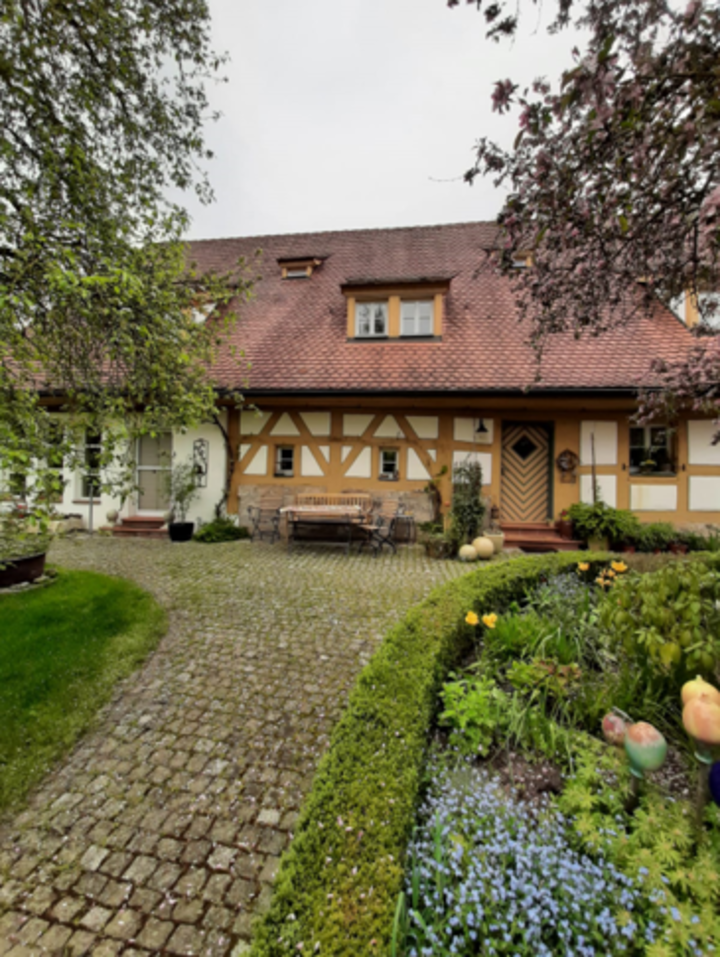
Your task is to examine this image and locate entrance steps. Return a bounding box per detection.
[500,522,582,553]
[107,516,168,540]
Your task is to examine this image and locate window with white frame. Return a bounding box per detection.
[275,446,294,477]
[82,430,102,499]
[401,300,433,337]
[136,432,172,510]
[379,448,399,480]
[355,302,388,338]
[629,425,674,474]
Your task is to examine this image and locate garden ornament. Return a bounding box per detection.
[458,544,478,562]
[601,710,628,747]
[681,680,720,826]
[471,536,494,560]
[623,721,667,813]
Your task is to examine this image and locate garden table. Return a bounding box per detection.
[280,504,374,554]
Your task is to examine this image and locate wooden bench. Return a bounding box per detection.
[283,493,374,552]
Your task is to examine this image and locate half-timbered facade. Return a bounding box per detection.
[23,221,720,531]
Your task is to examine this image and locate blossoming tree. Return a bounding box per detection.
[451,0,720,436]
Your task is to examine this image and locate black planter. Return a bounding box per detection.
[168,521,195,543]
[0,552,47,588]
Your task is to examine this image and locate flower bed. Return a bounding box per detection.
[400,557,720,956]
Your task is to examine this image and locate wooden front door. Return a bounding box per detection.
[501,423,552,522]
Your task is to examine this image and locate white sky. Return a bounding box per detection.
[179,0,581,240]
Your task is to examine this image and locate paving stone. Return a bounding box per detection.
[127,886,161,915]
[88,941,123,957]
[146,861,181,893]
[65,930,96,955]
[207,845,235,871]
[103,908,142,941]
[166,924,204,956]
[35,924,72,951]
[20,886,56,918]
[122,855,157,885]
[172,898,204,924]
[49,897,84,923]
[0,539,472,956]
[96,880,132,909]
[79,845,110,873]
[136,917,174,951]
[79,905,112,933]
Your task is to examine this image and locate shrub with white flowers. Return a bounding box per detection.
[403,767,656,957]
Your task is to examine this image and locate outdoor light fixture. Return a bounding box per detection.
[475,418,489,434]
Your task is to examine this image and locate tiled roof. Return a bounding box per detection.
[187,221,693,395]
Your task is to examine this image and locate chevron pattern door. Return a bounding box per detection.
[501,423,552,522]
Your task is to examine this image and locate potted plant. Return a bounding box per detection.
[0,507,51,588]
[164,458,200,542]
[555,509,573,539]
[639,448,658,474]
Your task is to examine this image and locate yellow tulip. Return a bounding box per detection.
[465,611,479,626]
[482,613,498,629]
[578,562,590,572]
[611,561,628,573]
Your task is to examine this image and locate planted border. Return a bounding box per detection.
[250,552,607,956]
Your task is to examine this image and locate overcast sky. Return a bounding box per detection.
[179,0,580,240]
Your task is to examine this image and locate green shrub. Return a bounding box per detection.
[447,460,485,549]
[193,517,250,543]
[567,501,640,545]
[636,521,677,553]
[599,559,720,695]
[249,553,592,957]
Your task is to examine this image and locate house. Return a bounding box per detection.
[29,221,720,533]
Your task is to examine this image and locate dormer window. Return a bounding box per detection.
[343,279,449,341]
[356,302,388,338]
[401,300,433,337]
[278,257,325,279]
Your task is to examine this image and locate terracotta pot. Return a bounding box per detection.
[0,552,47,588]
[555,519,573,540]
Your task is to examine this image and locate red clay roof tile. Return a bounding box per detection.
[187,222,693,395]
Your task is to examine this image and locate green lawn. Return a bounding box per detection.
[0,568,166,812]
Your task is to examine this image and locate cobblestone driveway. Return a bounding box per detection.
[0,538,472,956]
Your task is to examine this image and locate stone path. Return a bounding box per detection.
[0,537,471,956]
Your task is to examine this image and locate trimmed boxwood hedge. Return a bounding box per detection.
[250,552,610,956]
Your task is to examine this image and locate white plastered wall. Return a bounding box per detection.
[172,416,228,525]
[580,474,617,507]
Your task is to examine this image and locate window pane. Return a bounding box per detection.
[138,433,172,467]
[629,428,645,448]
[650,427,667,448]
[418,313,432,335]
[373,305,387,334]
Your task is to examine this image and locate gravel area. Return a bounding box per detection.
[0,536,473,956]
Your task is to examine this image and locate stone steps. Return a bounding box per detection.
[500,521,582,553]
[108,516,168,539]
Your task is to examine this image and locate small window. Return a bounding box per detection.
[275,446,294,477]
[401,300,433,337]
[379,448,399,480]
[285,268,308,279]
[356,302,388,338]
[629,426,673,474]
[82,431,102,498]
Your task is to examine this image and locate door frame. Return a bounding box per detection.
[500,420,555,522]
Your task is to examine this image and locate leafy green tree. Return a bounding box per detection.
[0,1,250,504]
